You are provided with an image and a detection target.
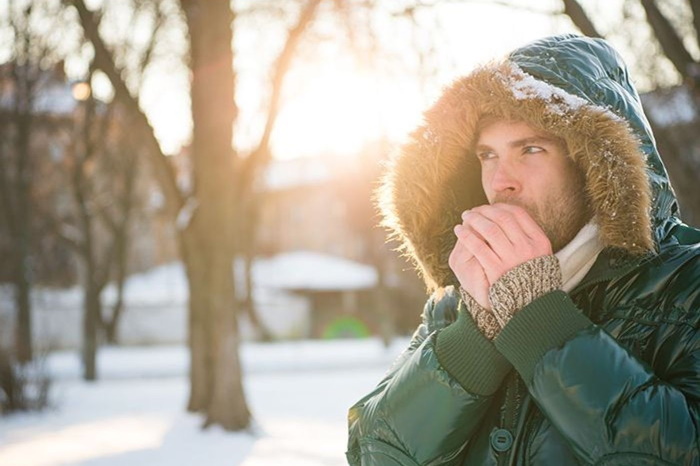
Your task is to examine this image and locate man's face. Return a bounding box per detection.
[475,120,591,252]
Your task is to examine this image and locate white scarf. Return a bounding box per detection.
[554,223,605,292]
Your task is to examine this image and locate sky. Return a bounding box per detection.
[8,0,661,161]
[75,0,579,160]
[224,1,573,160]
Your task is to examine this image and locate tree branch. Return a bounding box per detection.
[138,5,165,79]
[561,0,602,38]
[94,193,120,234]
[396,0,558,16]
[239,0,323,191]
[0,121,18,239]
[68,0,184,218]
[641,0,696,79]
[689,0,700,61]
[35,207,85,252]
[130,0,166,84]
[95,238,117,291]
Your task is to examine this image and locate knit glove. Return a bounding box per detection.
[458,287,501,340]
[489,255,563,328]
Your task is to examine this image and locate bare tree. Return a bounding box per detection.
[101,135,143,345]
[36,63,146,380]
[70,0,323,429]
[235,0,324,342]
[555,0,697,87]
[69,0,467,429]
[66,72,114,381]
[236,0,451,346]
[0,0,70,363]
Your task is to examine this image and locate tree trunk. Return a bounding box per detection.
[181,232,210,413]
[103,167,135,345]
[0,347,19,412]
[14,249,32,363]
[241,195,272,341]
[199,236,248,429]
[103,226,127,344]
[181,216,250,428]
[640,0,696,79]
[562,0,602,38]
[243,249,272,341]
[104,298,122,344]
[181,0,251,430]
[14,103,33,363]
[647,116,700,226]
[82,283,101,381]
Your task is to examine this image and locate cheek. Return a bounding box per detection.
[543,175,580,212]
[540,162,568,190]
[480,169,495,202]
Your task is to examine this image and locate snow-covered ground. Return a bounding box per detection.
[0,337,409,466]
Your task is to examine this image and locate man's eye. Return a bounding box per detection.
[477,151,496,161]
[523,146,544,154]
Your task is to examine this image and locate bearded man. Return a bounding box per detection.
[346,34,700,465]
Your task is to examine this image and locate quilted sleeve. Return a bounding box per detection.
[347,289,512,465]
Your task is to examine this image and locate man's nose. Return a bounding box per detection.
[490,161,521,194]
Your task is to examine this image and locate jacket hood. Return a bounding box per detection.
[379,34,678,291]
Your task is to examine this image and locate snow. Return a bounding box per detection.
[0,251,378,348]
[256,251,377,291]
[263,157,333,191]
[32,81,78,115]
[0,72,78,115]
[0,337,410,465]
[175,197,199,232]
[641,86,697,127]
[3,251,376,308]
[499,64,622,121]
[505,65,586,114]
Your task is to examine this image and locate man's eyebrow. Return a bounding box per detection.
[474,143,493,152]
[474,135,560,152]
[508,136,558,148]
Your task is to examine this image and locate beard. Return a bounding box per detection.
[493,178,591,253]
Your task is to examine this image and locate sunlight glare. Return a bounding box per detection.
[271,67,425,160]
[239,418,345,466]
[0,415,170,466]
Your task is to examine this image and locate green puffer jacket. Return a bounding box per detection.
[347,35,700,465]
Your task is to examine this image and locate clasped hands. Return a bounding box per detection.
[448,203,553,311]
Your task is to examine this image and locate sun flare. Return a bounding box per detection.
[271,66,426,159]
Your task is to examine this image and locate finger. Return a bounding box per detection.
[451,236,488,282]
[478,203,553,259]
[460,211,513,260]
[470,205,531,248]
[454,224,485,251]
[456,224,504,283]
[453,224,474,246]
[451,225,474,260]
[490,203,550,244]
[450,228,471,258]
[450,230,486,277]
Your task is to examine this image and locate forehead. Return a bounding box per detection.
[476,119,557,145]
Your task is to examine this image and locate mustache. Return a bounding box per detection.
[490,196,542,224]
[491,196,530,211]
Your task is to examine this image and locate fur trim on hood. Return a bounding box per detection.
[378,46,654,292]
